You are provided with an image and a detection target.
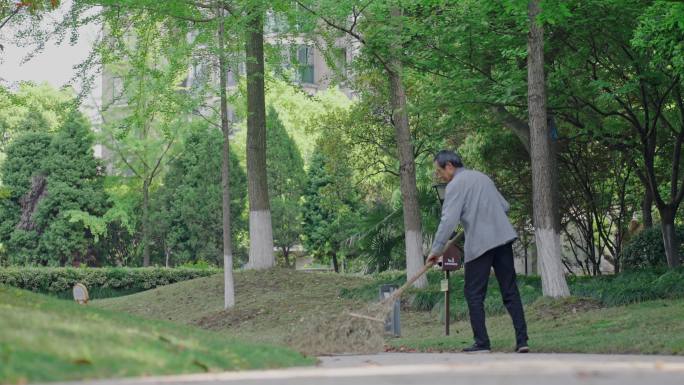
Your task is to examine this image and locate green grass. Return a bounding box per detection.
[93,268,684,356]
[391,297,684,355]
[0,285,314,384]
[95,268,372,345]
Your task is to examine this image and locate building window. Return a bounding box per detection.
[297,45,314,84]
[335,47,347,75]
[111,76,125,105]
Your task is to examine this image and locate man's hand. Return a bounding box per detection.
[426,254,442,265]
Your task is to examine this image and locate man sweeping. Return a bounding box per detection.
[427,150,529,353]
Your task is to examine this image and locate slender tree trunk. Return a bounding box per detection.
[142,179,151,267]
[527,0,569,297]
[660,207,681,268]
[282,247,290,267]
[522,230,529,275]
[245,8,274,269]
[331,251,339,273]
[642,189,653,228]
[586,215,597,276]
[613,181,629,274]
[218,4,235,308]
[388,6,427,289]
[530,243,538,274]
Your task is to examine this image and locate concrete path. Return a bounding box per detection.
[46,353,684,385]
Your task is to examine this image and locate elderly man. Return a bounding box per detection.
[427,150,529,353]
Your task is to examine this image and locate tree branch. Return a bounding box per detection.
[295,1,366,44]
[490,105,530,153]
[0,5,20,32]
[149,138,175,180]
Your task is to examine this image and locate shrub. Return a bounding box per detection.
[622,225,684,270]
[569,268,684,306]
[0,267,219,299]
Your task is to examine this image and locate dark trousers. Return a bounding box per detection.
[464,242,528,347]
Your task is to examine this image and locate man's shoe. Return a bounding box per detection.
[462,344,491,353]
[515,345,530,353]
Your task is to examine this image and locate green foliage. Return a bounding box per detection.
[632,1,684,76]
[342,268,684,320]
[264,80,352,164]
[152,125,247,267]
[622,226,684,271]
[301,146,361,268]
[266,106,306,262]
[0,131,52,199]
[0,82,74,155]
[93,177,143,267]
[0,112,109,266]
[0,266,219,299]
[96,11,202,266]
[176,259,216,270]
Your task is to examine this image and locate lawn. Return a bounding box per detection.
[94,268,684,356]
[0,285,313,384]
[95,268,373,345]
[391,297,684,354]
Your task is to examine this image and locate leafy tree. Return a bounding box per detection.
[0,82,74,155]
[302,145,360,272]
[0,112,108,266]
[295,0,430,287]
[0,132,51,264]
[97,12,197,266]
[266,106,305,266]
[152,125,247,267]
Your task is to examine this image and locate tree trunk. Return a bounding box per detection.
[388,6,427,289]
[245,9,274,270]
[585,215,597,276]
[282,247,290,267]
[642,188,653,229]
[218,4,235,309]
[17,175,47,231]
[142,179,151,267]
[527,0,569,297]
[331,251,339,273]
[530,243,538,274]
[522,229,529,275]
[660,207,681,268]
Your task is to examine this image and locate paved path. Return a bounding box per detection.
[47,353,684,385]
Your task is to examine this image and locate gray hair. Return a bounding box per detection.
[434,150,463,169]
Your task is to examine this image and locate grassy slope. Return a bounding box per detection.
[95,268,372,345]
[0,285,313,385]
[95,268,684,356]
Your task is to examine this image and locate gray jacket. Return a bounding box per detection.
[430,168,517,263]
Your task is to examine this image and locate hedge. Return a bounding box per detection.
[0,267,220,298]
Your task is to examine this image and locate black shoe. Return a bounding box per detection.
[515,345,530,353]
[462,344,491,353]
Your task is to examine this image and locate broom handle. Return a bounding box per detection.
[381,261,435,305]
[381,231,463,305]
